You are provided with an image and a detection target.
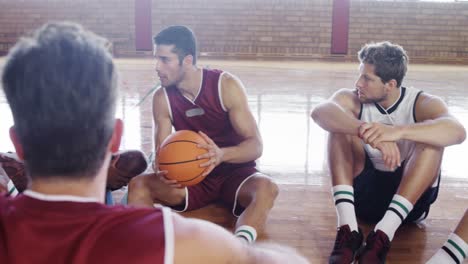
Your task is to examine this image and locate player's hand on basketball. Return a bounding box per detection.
[375,141,401,171]
[359,122,403,148]
[197,131,224,176]
[157,170,183,188]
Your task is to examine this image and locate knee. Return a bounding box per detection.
[128,175,147,195]
[254,178,279,204]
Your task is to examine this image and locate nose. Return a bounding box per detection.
[355,76,363,89]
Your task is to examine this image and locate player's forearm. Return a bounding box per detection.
[311,102,363,135]
[221,137,262,164]
[400,117,466,147]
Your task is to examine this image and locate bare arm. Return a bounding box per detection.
[152,87,173,169]
[360,93,466,148]
[172,213,310,264]
[311,88,364,136]
[219,73,263,163]
[402,93,466,147]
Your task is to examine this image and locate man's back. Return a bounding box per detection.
[0,192,172,264]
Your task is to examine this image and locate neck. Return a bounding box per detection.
[28,155,111,203]
[379,87,401,109]
[177,66,202,100]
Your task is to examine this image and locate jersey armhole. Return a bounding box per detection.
[358,103,363,120]
[218,72,228,112]
[162,88,174,123]
[413,91,424,122]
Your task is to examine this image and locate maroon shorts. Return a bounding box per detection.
[172,163,259,216]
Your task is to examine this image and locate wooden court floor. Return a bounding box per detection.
[1,58,467,263]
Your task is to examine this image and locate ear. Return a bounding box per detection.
[9,126,24,161]
[109,118,123,153]
[385,79,398,90]
[183,54,193,66]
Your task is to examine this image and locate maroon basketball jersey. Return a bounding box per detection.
[164,68,255,168]
[0,192,173,264]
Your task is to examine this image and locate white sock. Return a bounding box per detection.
[7,180,18,197]
[427,233,468,264]
[332,185,358,232]
[235,225,257,244]
[375,194,413,241]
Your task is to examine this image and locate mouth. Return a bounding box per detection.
[356,89,364,97]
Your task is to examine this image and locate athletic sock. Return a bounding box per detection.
[426,233,468,264]
[7,180,18,197]
[375,194,413,241]
[235,225,257,244]
[332,185,358,232]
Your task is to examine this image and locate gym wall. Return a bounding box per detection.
[0,0,467,63]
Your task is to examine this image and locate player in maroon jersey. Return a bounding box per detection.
[128,25,278,243]
[0,22,309,264]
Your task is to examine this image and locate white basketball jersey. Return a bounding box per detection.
[360,87,423,171]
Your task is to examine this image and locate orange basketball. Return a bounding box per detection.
[157,130,209,187]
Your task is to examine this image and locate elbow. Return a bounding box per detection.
[456,126,467,144]
[256,140,263,159]
[310,108,319,122]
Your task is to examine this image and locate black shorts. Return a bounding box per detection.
[353,153,440,224]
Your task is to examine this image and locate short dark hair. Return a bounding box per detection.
[154,25,197,65]
[2,22,117,179]
[358,41,408,87]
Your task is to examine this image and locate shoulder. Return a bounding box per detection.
[152,86,171,117]
[331,88,359,101]
[416,92,447,112]
[331,88,361,113]
[153,86,166,102]
[414,92,449,121]
[220,71,244,90]
[218,72,248,110]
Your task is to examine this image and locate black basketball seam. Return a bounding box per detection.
[159,158,203,165]
[159,162,206,183]
[177,169,205,183]
[162,140,200,147]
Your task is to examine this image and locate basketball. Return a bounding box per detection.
[157,130,209,186]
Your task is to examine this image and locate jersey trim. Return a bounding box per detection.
[218,71,227,112]
[374,87,406,115]
[413,91,424,122]
[23,190,99,203]
[163,87,173,123]
[162,207,175,264]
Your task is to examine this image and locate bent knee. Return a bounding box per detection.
[254,177,279,202]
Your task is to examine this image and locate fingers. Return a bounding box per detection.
[155,171,182,188]
[160,177,182,188]
[378,142,401,171]
[361,127,380,146]
[201,164,215,177]
[197,149,215,160]
[358,123,371,138]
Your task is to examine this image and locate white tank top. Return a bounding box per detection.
[360,87,423,171]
